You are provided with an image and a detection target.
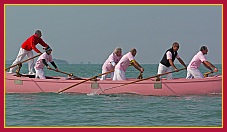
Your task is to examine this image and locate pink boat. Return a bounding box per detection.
[5,73,222,96]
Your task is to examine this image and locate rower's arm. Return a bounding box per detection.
[203,61,217,72]
[42,59,49,67]
[168,59,178,70]
[131,60,144,73]
[50,61,58,69]
[177,58,187,68]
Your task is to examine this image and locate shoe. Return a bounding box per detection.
[28,72,35,75]
[7,71,13,74]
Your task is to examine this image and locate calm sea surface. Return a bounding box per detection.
[5,64,222,127]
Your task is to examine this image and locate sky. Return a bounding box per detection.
[5,5,222,64]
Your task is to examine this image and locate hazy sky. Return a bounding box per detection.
[5,5,222,64]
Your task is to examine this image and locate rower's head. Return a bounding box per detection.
[45,46,52,55]
[35,30,42,38]
[130,48,137,57]
[172,42,180,52]
[114,47,122,57]
[200,46,208,55]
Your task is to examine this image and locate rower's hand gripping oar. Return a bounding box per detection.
[137,72,143,79]
[57,70,114,94]
[203,70,217,77]
[5,53,42,71]
[101,68,187,93]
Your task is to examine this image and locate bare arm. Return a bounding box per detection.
[168,59,178,71]
[177,58,187,68]
[203,61,218,72]
[131,60,144,73]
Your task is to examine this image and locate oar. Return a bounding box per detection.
[5,53,41,71]
[101,68,187,93]
[203,71,213,77]
[58,70,114,93]
[137,72,143,79]
[48,67,84,80]
[48,67,73,77]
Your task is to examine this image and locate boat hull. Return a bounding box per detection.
[5,73,222,96]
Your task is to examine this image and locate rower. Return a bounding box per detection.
[157,42,187,80]
[113,48,144,80]
[186,46,218,79]
[34,46,58,79]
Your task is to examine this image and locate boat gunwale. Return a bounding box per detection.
[5,76,222,84]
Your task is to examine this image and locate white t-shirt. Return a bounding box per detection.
[166,51,180,60]
[187,51,207,69]
[35,52,53,70]
[115,52,134,72]
[102,53,122,71]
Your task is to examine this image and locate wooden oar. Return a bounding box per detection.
[203,71,213,77]
[137,72,143,79]
[48,67,73,77]
[5,53,41,71]
[58,70,114,93]
[48,67,84,80]
[101,68,186,93]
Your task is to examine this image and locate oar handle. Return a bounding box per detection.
[96,70,114,77]
[58,70,114,93]
[103,67,186,92]
[154,67,186,79]
[203,71,214,77]
[5,53,42,71]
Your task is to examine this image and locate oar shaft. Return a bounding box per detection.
[58,78,94,93]
[204,71,213,75]
[48,68,72,76]
[103,68,186,92]
[5,54,41,71]
[96,70,114,77]
[155,67,186,78]
[58,70,114,93]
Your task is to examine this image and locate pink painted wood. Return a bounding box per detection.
[5,73,222,96]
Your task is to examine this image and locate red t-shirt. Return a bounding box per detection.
[21,34,48,53]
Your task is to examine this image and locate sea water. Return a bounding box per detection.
[5,64,222,127]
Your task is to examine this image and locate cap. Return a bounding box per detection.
[200,46,207,51]
[45,46,52,52]
[35,30,42,35]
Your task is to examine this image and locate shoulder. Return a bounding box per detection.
[27,35,35,40]
[127,52,132,56]
[42,52,50,57]
[197,51,204,56]
[166,51,172,55]
[38,52,46,59]
[165,48,173,53]
[31,34,37,38]
[128,52,134,58]
[109,53,115,57]
[167,48,173,52]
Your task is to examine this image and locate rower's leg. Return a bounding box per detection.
[16,63,22,77]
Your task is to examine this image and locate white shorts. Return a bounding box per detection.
[35,68,46,79]
[186,68,203,79]
[100,69,114,80]
[113,69,126,80]
[157,63,173,80]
